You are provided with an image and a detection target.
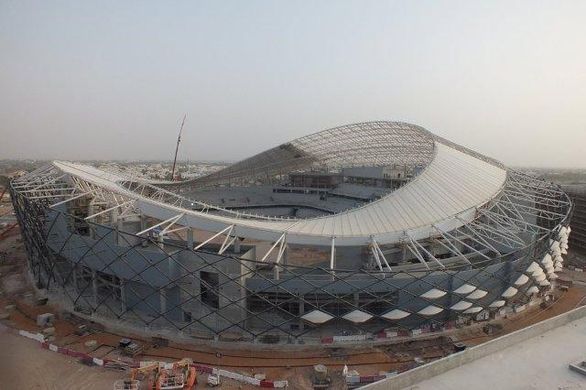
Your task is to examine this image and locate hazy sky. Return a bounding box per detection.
[1,1,585,167]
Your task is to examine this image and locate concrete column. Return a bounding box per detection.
[298,297,305,331]
[120,279,127,313]
[330,238,336,281]
[110,208,119,245]
[160,289,167,315]
[186,228,194,249]
[72,266,78,290]
[169,253,179,280]
[87,201,96,239]
[234,237,241,254]
[91,269,98,311]
[140,214,148,247]
[446,273,455,323]
[117,218,124,242]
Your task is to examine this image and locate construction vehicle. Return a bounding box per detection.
[155,369,185,390]
[207,373,221,387]
[119,338,145,357]
[130,362,159,382]
[311,364,331,389]
[161,358,197,390]
[130,362,166,390]
[177,359,197,389]
[128,359,196,390]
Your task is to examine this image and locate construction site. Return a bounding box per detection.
[1,121,585,389]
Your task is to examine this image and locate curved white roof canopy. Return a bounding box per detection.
[343,310,373,324]
[382,309,411,320]
[502,287,519,298]
[526,262,542,273]
[527,286,540,294]
[453,284,477,295]
[301,310,333,324]
[420,288,447,299]
[466,289,488,300]
[489,300,506,308]
[534,273,547,282]
[52,121,507,247]
[418,305,444,316]
[539,279,551,287]
[451,301,473,311]
[514,274,530,286]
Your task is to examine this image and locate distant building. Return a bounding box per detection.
[7,170,27,179]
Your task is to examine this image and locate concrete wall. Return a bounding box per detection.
[362,305,586,390]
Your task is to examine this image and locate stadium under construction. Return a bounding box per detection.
[9,121,573,344]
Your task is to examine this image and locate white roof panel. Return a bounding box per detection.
[502,287,519,298]
[514,274,530,286]
[418,305,444,316]
[342,310,373,324]
[420,288,447,299]
[53,140,506,247]
[451,301,473,311]
[466,289,488,300]
[301,310,333,324]
[382,309,411,320]
[453,284,477,295]
[464,307,483,314]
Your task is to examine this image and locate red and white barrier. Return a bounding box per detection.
[17,328,288,388]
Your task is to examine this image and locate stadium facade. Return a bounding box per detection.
[10,121,572,343]
[561,185,586,255]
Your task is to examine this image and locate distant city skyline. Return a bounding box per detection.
[1,1,585,168]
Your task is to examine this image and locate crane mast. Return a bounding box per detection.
[171,114,187,181]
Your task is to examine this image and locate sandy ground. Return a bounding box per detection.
[0,324,125,390]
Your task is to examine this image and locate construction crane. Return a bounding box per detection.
[170,114,187,181]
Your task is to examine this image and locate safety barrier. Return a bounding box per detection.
[17,328,289,388]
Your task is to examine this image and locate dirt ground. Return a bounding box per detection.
[0,323,125,390]
[2,211,586,389]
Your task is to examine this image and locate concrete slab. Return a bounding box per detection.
[403,316,586,390]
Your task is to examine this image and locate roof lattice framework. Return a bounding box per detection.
[185,121,436,188]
